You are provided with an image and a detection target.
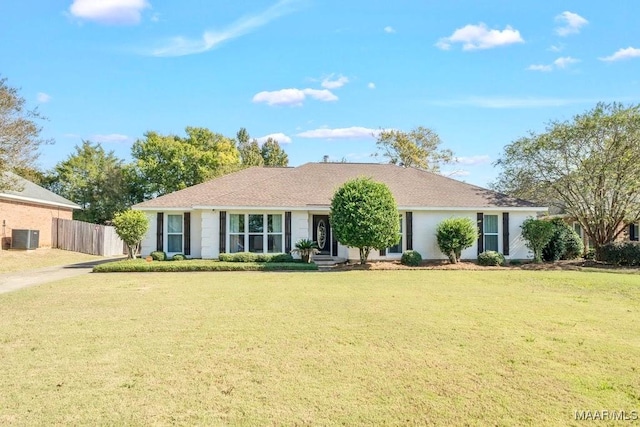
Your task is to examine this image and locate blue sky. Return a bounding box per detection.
[1,0,639,187]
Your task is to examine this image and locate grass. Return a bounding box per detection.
[1,270,639,425]
[0,248,106,273]
[93,259,318,272]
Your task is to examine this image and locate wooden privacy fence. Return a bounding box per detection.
[52,218,126,256]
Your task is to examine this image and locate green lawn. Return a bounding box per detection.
[0,248,106,273]
[1,270,638,425]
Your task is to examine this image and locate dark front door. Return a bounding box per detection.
[312,215,331,255]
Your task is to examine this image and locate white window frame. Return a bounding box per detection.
[227,213,285,254]
[167,214,183,254]
[484,214,499,252]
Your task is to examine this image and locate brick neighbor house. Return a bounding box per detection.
[0,172,79,249]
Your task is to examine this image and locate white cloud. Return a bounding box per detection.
[445,169,471,178]
[91,133,130,143]
[252,88,337,106]
[527,64,553,72]
[599,47,640,62]
[553,56,579,68]
[436,23,524,51]
[256,133,292,144]
[149,0,300,57]
[455,155,491,166]
[555,11,588,36]
[384,26,395,34]
[69,0,150,25]
[321,74,349,89]
[37,92,52,103]
[297,127,384,139]
[368,82,376,89]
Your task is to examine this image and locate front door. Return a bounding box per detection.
[312,215,331,255]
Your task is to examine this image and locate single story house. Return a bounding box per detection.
[133,162,547,261]
[0,172,79,249]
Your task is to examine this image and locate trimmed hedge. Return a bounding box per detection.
[150,251,167,261]
[400,250,423,266]
[172,254,187,261]
[600,242,640,266]
[93,260,318,273]
[218,253,294,263]
[477,251,505,266]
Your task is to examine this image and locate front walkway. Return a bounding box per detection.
[0,257,125,294]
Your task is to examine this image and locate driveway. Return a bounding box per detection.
[0,257,125,294]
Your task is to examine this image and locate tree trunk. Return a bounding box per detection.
[359,247,371,265]
[448,252,457,264]
[128,245,137,259]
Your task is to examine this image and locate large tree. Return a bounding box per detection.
[237,128,264,166]
[330,177,400,264]
[0,76,51,190]
[375,126,453,172]
[261,137,289,167]
[51,141,130,224]
[131,127,240,197]
[493,103,640,255]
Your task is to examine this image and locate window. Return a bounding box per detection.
[229,213,284,254]
[229,214,245,253]
[484,214,499,252]
[167,214,183,253]
[632,223,640,241]
[388,214,403,254]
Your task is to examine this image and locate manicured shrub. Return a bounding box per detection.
[291,239,319,263]
[477,251,505,266]
[150,251,167,261]
[94,260,317,273]
[583,248,596,261]
[436,217,477,264]
[600,242,640,266]
[172,254,186,261]
[521,218,554,263]
[218,253,294,263]
[112,210,150,259]
[400,250,423,266]
[542,219,584,261]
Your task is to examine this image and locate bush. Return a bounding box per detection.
[477,251,505,266]
[218,253,294,263]
[112,210,150,259]
[150,251,167,261]
[172,254,186,261]
[400,250,423,266]
[542,219,584,261]
[600,242,640,266]
[583,248,596,261]
[436,217,477,264]
[521,218,555,263]
[94,260,317,272]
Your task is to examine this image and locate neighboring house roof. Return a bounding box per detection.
[133,162,544,210]
[0,172,80,209]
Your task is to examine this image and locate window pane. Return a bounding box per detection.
[249,215,263,233]
[573,223,582,236]
[230,214,244,233]
[389,237,402,254]
[168,234,182,253]
[168,215,182,233]
[268,235,283,253]
[230,235,245,253]
[485,235,498,252]
[268,214,282,233]
[248,235,263,252]
[484,215,498,233]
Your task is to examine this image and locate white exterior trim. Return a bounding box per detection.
[0,194,78,210]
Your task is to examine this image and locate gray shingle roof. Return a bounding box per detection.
[0,172,80,209]
[133,163,542,209]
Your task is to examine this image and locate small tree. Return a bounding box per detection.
[330,177,400,264]
[521,218,554,263]
[436,217,478,263]
[112,210,149,259]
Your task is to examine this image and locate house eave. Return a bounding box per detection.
[0,193,79,210]
[134,204,547,212]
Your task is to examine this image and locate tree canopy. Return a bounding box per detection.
[131,127,240,197]
[493,103,640,253]
[261,137,289,167]
[330,177,400,264]
[0,76,50,190]
[112,209,149,259]
[375,126,454,172]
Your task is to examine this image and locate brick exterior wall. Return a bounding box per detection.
[0,199,74,249]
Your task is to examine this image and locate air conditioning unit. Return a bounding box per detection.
[11,229,39,250]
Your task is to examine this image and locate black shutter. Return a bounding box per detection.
[285,212,292,253]
[156,212,164,252]
[502,213,510,256]
[332,229,338,256]
[184,213,191,256]
[477,213,484,254]
[379,248,386,256]
[630,224,638,241]
[406,212,413,250]
[219,211,226,254]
